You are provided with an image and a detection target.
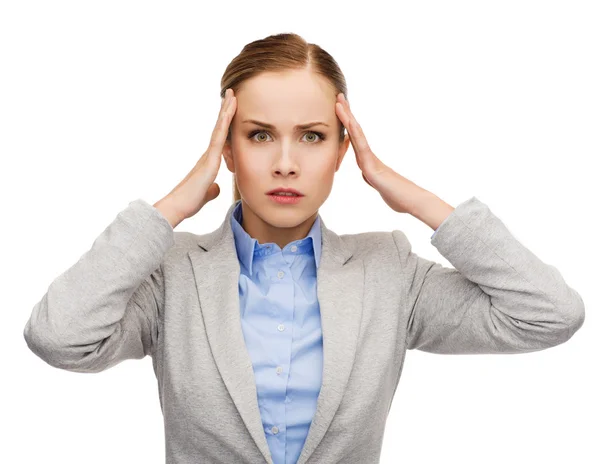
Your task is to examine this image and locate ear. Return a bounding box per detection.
[223,138,235,174]
[335,133,351,172]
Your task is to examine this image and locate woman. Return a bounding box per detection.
[23,33,585,464]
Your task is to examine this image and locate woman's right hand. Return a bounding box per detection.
[156,88,237,226]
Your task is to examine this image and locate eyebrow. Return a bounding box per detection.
[242,119,330,131]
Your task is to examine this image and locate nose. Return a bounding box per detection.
[272,147,299,177]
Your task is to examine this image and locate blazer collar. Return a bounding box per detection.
[188,201,364,464]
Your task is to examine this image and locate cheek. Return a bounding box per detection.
[307,151,338,177]
[234,151,266,179]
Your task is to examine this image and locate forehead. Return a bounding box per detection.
[235,70,335,121]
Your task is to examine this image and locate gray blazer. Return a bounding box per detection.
[23,196,585,464]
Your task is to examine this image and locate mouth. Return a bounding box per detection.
[267,192,304,204]
[267,192,302,197]
[266,188,304,197]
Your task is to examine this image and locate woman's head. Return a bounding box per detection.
[220,32,351,247]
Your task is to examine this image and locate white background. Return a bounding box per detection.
[2,1,598,463]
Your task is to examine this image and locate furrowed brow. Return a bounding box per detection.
[242,119,330,131]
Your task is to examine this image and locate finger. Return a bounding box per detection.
[211,90,230,135]
[335,101,359,157]
[336,102,371,164]
[208,90,235,155]
[338,94,371,156]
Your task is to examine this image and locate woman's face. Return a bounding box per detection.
[223,69,350,247]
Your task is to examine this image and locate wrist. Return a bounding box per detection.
[153,196,183,229]
[408,189,455,232]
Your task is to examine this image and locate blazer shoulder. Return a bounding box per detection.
[162,230,203,263]
[339,229,404,261]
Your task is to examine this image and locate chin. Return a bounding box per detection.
[260,198,312,220]
[264,207,308,225]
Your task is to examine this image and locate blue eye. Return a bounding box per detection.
[247,130,326,143]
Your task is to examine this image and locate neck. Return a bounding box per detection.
[239,200,318,250]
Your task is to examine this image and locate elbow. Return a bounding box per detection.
[23,319,69,369]
[567,293,586,336]
[23,319,99,372]
[23,317,126,373]
[23,319,59,367]
[557,292,585,343]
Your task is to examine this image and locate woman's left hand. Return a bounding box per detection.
[335,92,427,215]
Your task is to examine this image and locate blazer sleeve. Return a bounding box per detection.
[23,199,175,372]
[394,196,585,354]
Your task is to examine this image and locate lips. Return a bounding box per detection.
[266,188,304,196]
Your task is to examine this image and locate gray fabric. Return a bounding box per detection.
[23,196,585,463]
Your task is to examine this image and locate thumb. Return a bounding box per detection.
[205,182,221,203]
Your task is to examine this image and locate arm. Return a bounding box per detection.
[395,196,585,354]
[23,199,175,372]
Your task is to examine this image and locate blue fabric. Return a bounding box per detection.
[230,201,323,464]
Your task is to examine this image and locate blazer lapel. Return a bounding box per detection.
[188,202,364,464]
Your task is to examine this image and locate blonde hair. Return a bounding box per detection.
[220,32,348,203]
